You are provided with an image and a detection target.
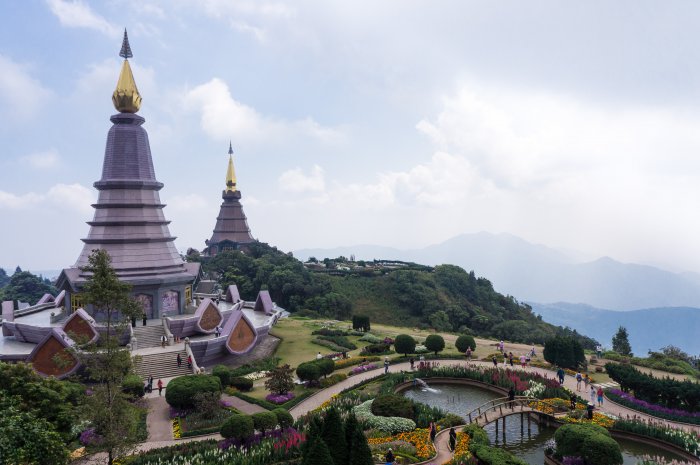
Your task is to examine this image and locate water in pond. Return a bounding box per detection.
[403,383,688,465]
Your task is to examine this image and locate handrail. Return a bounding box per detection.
[184,339,200,374]
[162,316,173,345]
[466,396,570,424]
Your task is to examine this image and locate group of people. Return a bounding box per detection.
[557,366,604,407]
[176,353,193,369]
[144,376,164,396]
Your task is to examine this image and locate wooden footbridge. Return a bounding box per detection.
[466,396,570,431]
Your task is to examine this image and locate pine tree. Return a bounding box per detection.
[348,426,373,465]
[322,407,347,465]
[301,415,323,457]
[344,413,359,459]
[612,326,632,356]
[302,435,334,465]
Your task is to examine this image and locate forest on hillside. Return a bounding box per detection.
[0,267,57,304]
[192,242,597,348]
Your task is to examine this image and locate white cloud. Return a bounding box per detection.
[46,0,120,37]
[231,21,267,43]
[0,54,51,119]
[183,78,341,143]
[279,165,325,193]
[20,149,60,169]
[0,184,94,213]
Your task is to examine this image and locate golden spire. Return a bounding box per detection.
[226,142,237,192]
[112,29,142,113]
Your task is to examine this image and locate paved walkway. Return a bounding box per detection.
[77,357,697,465]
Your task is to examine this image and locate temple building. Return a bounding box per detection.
[202,144,255,256]
[56,31,199,319]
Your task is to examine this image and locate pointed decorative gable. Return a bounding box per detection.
[62,308,99,344]
[36,294,55,305]
[54,290,66,308]
[29,329,80,378]
[194,298,223,333]
[225,284,241,303]
[222,308,257,354]
[254,290,273,315]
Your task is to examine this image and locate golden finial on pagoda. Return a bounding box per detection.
[112,29,142,113]
[226,142,237,192]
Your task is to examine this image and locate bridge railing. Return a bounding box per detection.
[466,396,569,424]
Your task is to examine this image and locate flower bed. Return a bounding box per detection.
[243,371,269,381]
[367,428,436,460]
[353,399,416,434]
[351,363,378,375]
[334,355,380,370]
[606,389,700,425]
[265,392,295,404]
[612,420,700,458]
[442,431,471,464]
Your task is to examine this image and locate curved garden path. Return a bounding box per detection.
[75,358,697,464]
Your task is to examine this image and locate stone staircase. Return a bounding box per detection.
[132,324,167,349]
[133,349,191,379]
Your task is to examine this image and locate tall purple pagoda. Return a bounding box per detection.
[203,143,255,256]
[57,31,199,318]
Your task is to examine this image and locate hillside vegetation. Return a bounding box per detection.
[195,242,597,347]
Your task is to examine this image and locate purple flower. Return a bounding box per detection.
[266,392,295,404]
[607,389,700,420]
[351,363,378,375]
[79,428,104,446]
[562,457,585,465]
[220,399,233,408]
[169,406,193,419]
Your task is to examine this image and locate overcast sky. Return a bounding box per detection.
[3,1,700,273]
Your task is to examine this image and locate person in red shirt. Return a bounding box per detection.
[596,386,604,407]
[157,379,164,396]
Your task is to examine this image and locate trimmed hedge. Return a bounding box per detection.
[220,414,254,440]
[371,394,414,420]
[360,343,391,355]
[212,365,232,386]
[455,335,476,353]
[394,334,417,356]
[554,423,622,465]
[272,408,294,428]
[165,375,221,409]
[252,411,278,434]
[230,377,253,392]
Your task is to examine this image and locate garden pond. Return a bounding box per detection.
[403,383,689,464]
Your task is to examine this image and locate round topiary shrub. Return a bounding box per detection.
[252,411,278,434]
[272,408,294,428]
[212,365,232,386]
[370,394,414,420]
[455,334,476,353]
[554,423,621,465]
[296,362,321,383]
[221,414,254,440]
[122,374,145,398]
[394,334,416,356]
[230,376,253,392]
[165,375,221,409]
[424,334,445,355]
[316,358,335,377]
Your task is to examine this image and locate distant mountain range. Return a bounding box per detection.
[529,303,700,355]
[295,232,700,311]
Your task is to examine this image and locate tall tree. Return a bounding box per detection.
[612,326,632,356]
[78,249,143,465]
[321,407,347,465]
[0,271,56,304]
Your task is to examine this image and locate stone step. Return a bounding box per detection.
[131,325,166,349]
[133,349,192,379]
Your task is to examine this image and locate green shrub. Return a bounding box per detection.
[252,411,278,434]
[436,413,465,429]
[321,373,348,388]
[359,333,381,343]
[229,377,253,392]
[352,315,370,332]
[455,335,476,353]
[394,334,417,356]
[220,414,254,440]
[554,424,621,465]
[360,343,391,355]
[463,423,490,445]
[312,328,347,337]
[122,374,145,398]
[165,375,221,409]
[318,334,357,350]
[297,362,322,383]
[424,334,445,355]
[212,365,232,386]
[316,358,335,377]
[470,443,528,465]
[544,336,585,369]
[582,432,623,465]
[272,408,294,428]
[370,394,414,419]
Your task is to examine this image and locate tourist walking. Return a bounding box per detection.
[596,344,602,358]
[584,373,590,389]
[520,354,527,368]
[187,355,192,369]
[499,340,504,353]
[429,422,437,443]
[409,357,415,370]
[590,385,596,405]
[160,334,167,348]
[157,379,163,396]
[176,353,182,367]
[316,352,323,360]
[576,371,582,391]
[508,386,515,409]
[385,448,395,465]
[147,375,153,393]
[597,386,604,407]
[142,313,147,326]
[492,355,498,367]
[509,352,514,367]
[449,427,457,451]
[384,356,390,374]
[556,367,565,385]
[465,347,472,361]
[503,354,508,368]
